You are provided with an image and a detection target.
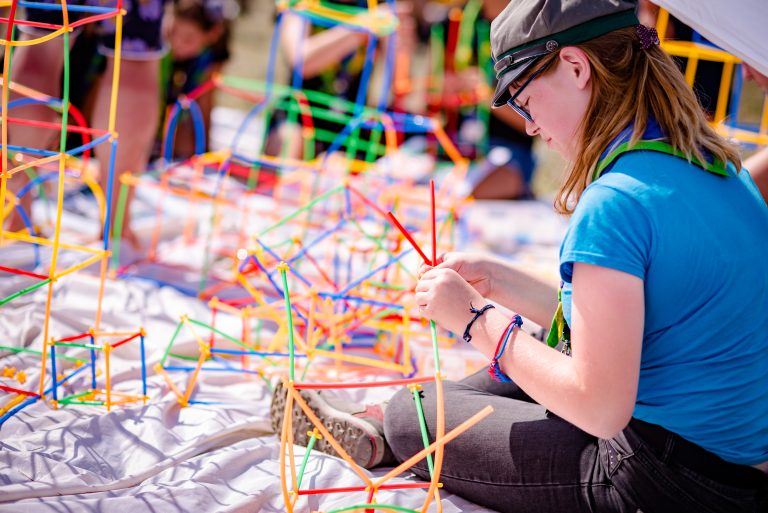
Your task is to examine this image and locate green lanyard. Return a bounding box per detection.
[547,140,730,354]
[546,283,571,354]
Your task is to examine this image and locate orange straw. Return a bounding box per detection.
[373,405,493,488]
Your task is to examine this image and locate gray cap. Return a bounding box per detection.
[490,0,639,108]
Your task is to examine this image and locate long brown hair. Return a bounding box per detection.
[527,27,742,215]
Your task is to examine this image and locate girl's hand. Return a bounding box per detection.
[418,252,495,298]
[414,267,487,334]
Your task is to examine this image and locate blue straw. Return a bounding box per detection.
[336,248,411,297]
[0,364,89,426]
[50,344,58,402]
[140,335,147,397]
[102,138,118,251]
[90,334,97,390]
[316,292,403,309]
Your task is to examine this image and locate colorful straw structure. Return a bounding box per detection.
[0,0,145,424]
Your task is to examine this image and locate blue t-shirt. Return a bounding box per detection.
[559,148,768,465]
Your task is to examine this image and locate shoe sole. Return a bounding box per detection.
[270,381,378,468]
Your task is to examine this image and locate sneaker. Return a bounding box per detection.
[270,381,393,469]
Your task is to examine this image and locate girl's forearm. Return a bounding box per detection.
[488,260,559,327]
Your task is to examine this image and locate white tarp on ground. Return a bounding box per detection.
[653,0,768,76]
[0,201,565,512]
[0,272,490,513]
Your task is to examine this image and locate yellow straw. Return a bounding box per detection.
[108,12,124,134]
[421,376,445,512]
[2,230,104,253]
[0,28,70,47]
[155,363,187,405]
[1,39,12,242]
[6,153,64,178]
[53,252,105,281]
[279,385,296,513]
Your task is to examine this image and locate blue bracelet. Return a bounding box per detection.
[488,315,523,383]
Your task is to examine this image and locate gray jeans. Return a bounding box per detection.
[383,370,768,513]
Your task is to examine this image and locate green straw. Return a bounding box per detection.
[258,185,344,238]
[0,344,84,363]
[430,23,445,94]
[59,399,105,406]
[411,386,434,477]
[326,505,421,513]
[430,321,441,375]
[221,77,382,121]
[296,431,319,489]
[109,181,130,270]
[159,321,184,367]
[168,352,204,362]
[57,390,93,403]
[455,0,483,71]
[0,279,51,307]
[366,281,408,291]
[54,341,100,350]
[278,263,297,381]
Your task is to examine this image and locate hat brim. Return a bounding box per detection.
[491,57,538,109]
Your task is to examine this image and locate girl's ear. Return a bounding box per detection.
[558,46,592,90]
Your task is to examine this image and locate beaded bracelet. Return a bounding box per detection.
[488,314,523,382]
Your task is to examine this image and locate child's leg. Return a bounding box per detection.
[91,0,165,249]
[5,39,65,231]
[383,375,624,513]
[91,57,160,248]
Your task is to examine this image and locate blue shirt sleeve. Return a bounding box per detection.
[559,181,655,285]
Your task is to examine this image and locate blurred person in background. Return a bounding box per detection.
[159,0,233,160]
[6,0,169,250]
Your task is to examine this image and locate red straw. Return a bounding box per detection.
[347,184,388,219]
[430,180,437,266]
[386,212,431,265]
[0,16,59,31]
[55,332,91,343]
[5,117,106,137]
[69,10,122,29]
[0,265,48,280]
[445,8,461,73]
[110,332,141,349]
[0,384,38,397]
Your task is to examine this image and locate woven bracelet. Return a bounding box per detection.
[488,314,523,382]
[462,303,495,343]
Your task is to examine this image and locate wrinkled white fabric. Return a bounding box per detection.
[0,201,563,512]
[0,273,497,512]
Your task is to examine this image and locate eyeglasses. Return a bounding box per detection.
[506,57,554,123]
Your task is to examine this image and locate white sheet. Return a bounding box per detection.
[0,200,564,512]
